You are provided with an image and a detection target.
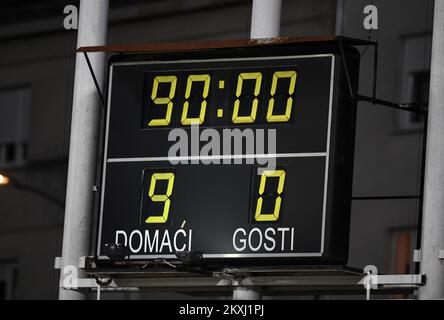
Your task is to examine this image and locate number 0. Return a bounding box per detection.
[267,71,297,122]
[181,74,211,125]
[254,170,286,222]
[232,72,262,124]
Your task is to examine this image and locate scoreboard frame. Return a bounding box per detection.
[91,37,361,266]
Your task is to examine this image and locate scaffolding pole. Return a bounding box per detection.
[59,0,109,300]
[419,0,444,300]
[250,0,282,39]
[232,0,282,300]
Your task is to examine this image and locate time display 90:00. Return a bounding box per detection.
[142,68,298,128]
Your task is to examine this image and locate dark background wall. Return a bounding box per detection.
[340,0,432,277]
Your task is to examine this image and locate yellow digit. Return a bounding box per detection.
[267,71,297,122]
[255,170,286,222]
[181,74,211,125]
[145,172,175,223]
[148,76,177,126]
[232,72,262,123]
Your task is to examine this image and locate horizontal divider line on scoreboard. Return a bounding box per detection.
[107,152,327,163]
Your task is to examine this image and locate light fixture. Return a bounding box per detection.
[0,174,10,186]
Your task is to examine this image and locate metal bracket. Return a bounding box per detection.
[359,274,423,287]
[54,256,90,270]
[414,250,422,262]
[213,272,237,282]
[338,37,428,114]
[54,256,61,270]
[63,273,424,296]
[83,52,106,108]
[78,256,87,269]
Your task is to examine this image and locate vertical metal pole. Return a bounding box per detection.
[419,0,444,300]
[250,0,282,39]
[232,0,282,301]
[59,0,109,300]
[233,286,262,300]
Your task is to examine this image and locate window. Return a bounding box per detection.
[0,86,31,168]
[389,228,415,274]
[388,228,416,299]
[0,262,17,300]
[403,71,429,129]
[397,34,431,131]
[0,281,6,300]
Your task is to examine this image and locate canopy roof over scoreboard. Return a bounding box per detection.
[77,35,375,54]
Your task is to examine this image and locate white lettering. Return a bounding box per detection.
[174,229,187,252]
[160,230,173,253]
[129,230,143,253]
[233,228,247,252]
[264,228,276,251]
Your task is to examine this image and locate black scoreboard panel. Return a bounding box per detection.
[96,43,360,266]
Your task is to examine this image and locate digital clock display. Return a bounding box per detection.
[142,66,297,128]
[96,42,359,266]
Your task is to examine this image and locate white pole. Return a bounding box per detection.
[59,0,109,300]
[250,0,282,39]
[232,0,282,301]
[419,0,444,300]
[232,287,262,300]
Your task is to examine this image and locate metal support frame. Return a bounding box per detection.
[83,52,106,108]
[337,38,428,114]
[58,259,423,298]
[337,38,429,276]
[66,275,424,295]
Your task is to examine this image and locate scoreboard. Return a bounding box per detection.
[95,39,360,266]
